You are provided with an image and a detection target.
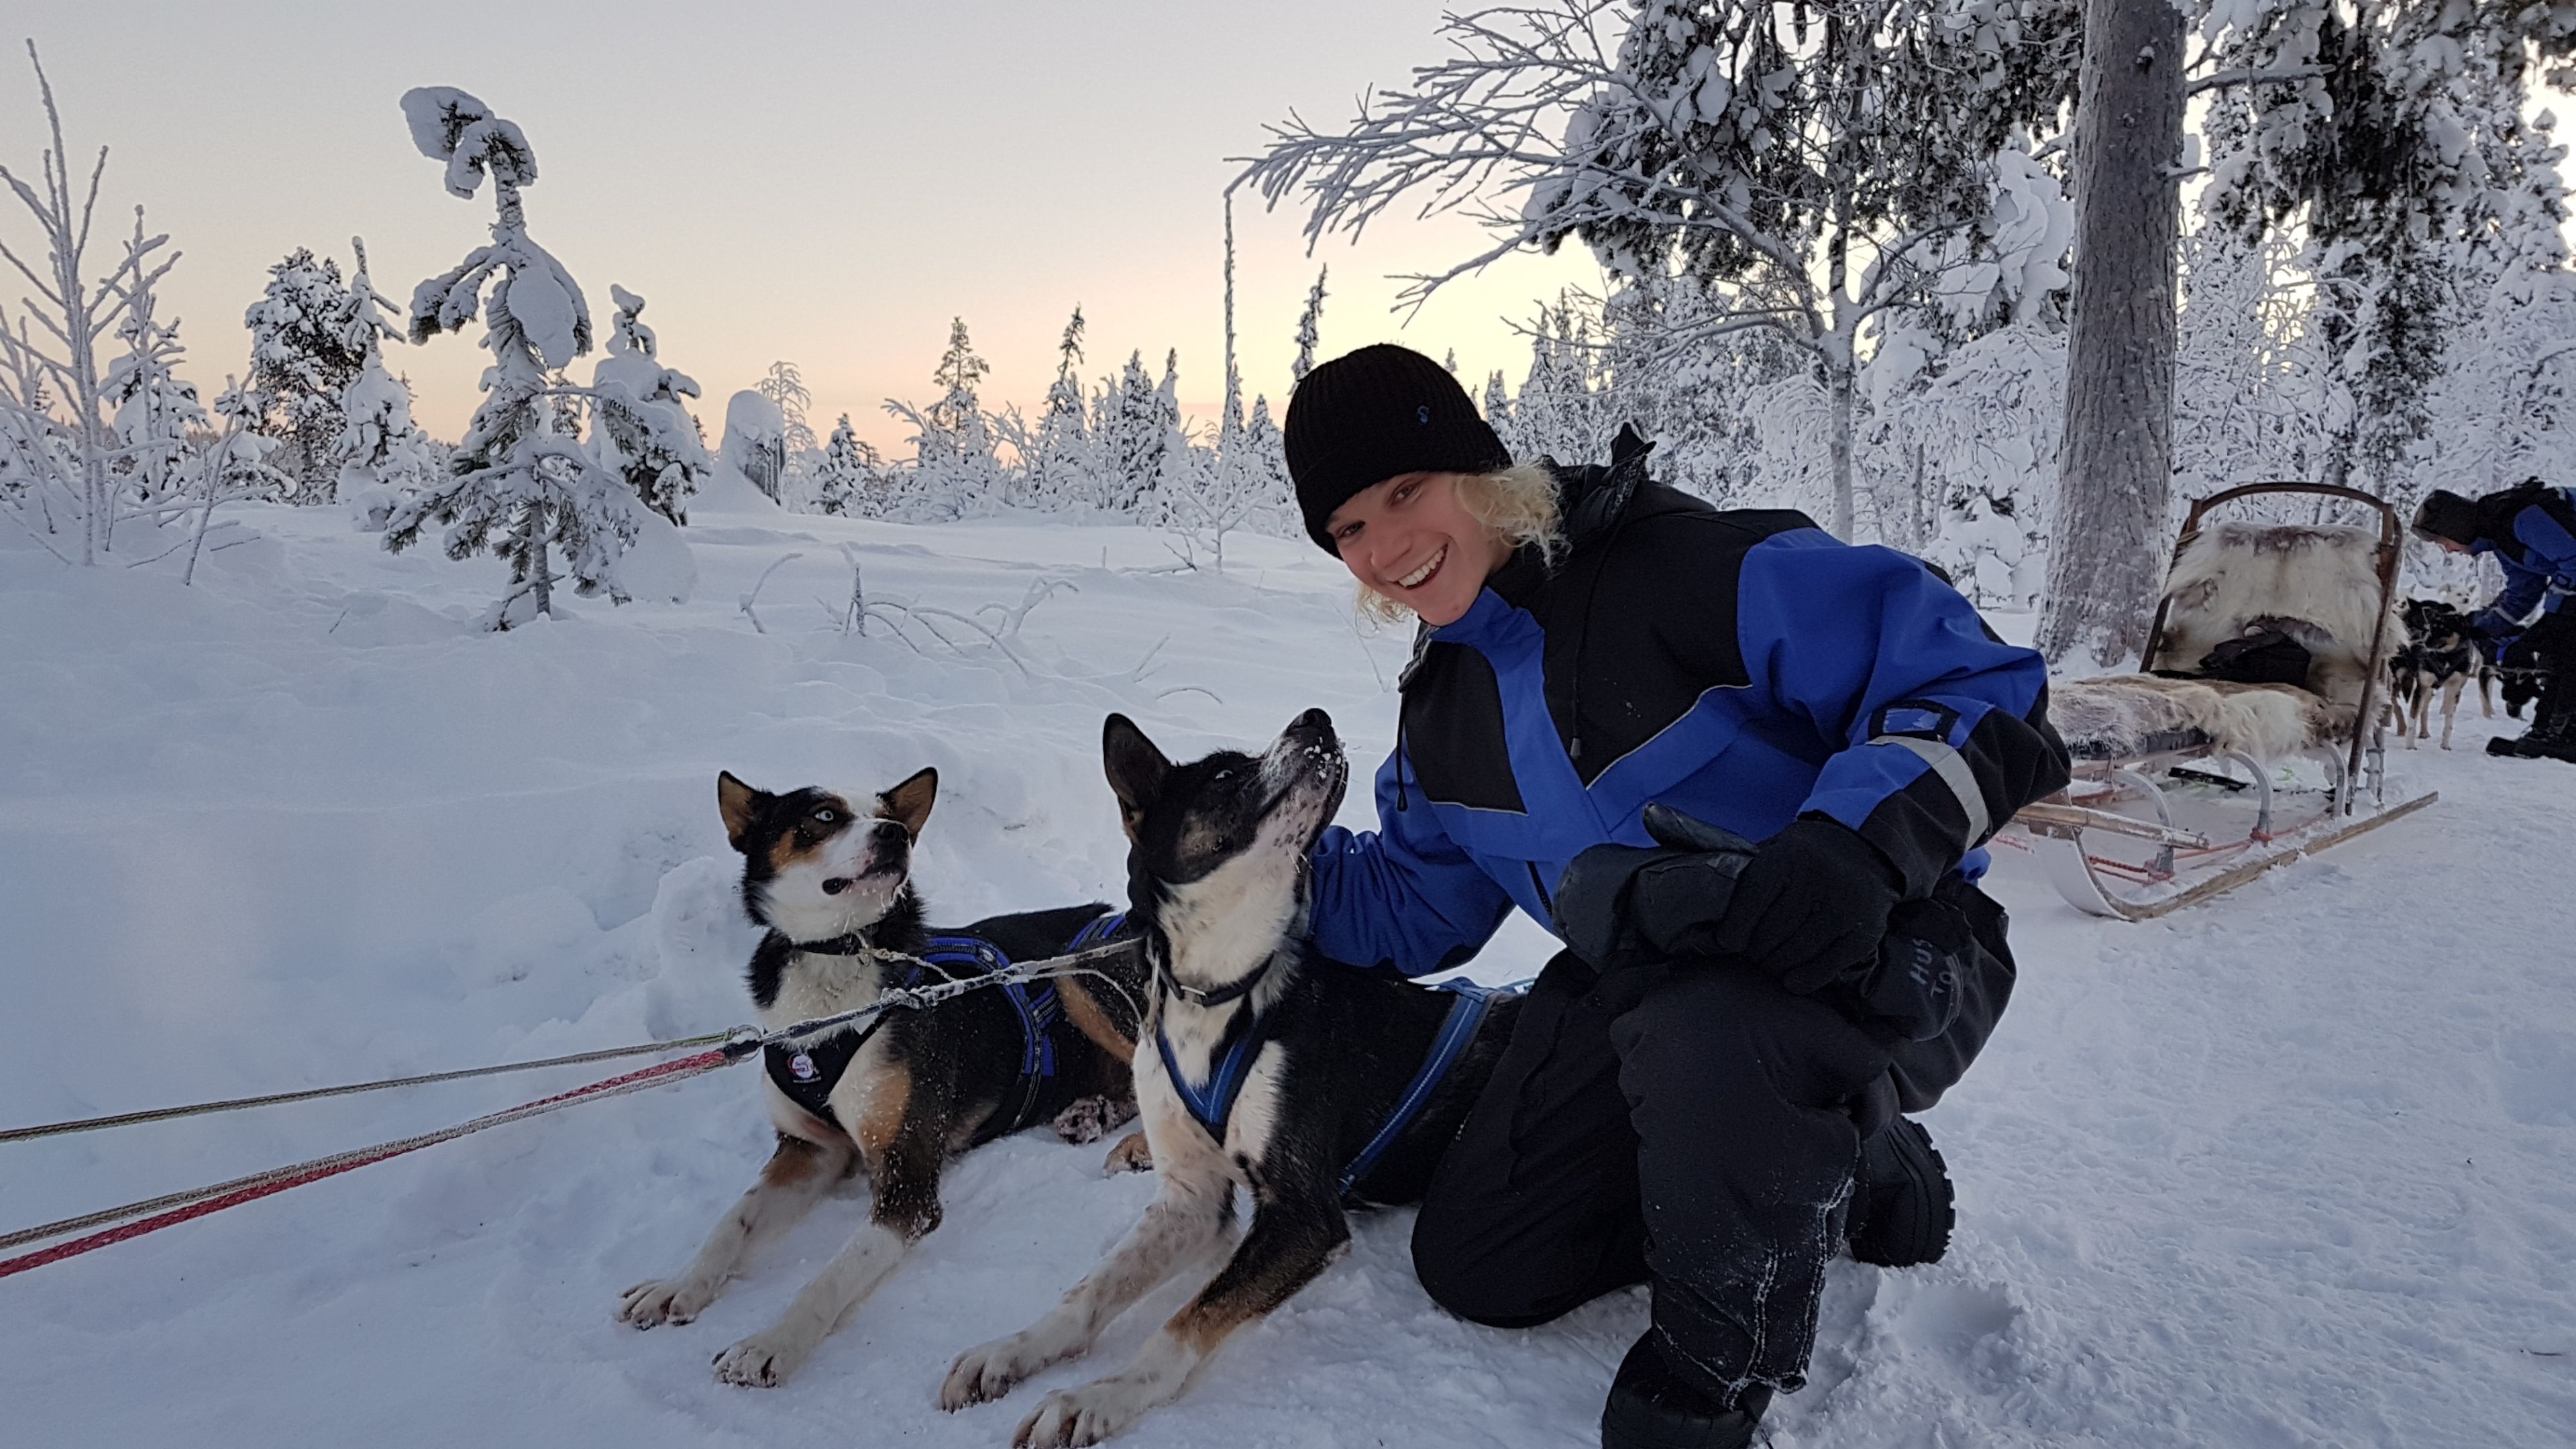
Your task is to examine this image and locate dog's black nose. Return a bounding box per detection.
[1291,707,1334,734]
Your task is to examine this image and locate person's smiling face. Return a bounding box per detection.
[1326,471,1513,626]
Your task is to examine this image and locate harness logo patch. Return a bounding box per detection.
[788,1051,818,1083]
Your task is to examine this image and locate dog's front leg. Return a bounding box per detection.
[619,1132,850,1329]
[1011,1176,1350,1448]
[716,1077,946,1387]
[2439,674,2465,749]
[941,1156,1235,1412]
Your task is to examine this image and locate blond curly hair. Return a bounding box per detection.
[1355,463,1565,623]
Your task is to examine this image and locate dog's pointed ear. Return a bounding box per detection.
[879,767,938,838]
[1102,714,1169,838]
[716,771,763,852]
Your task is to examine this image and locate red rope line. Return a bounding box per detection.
[0,1048,729,1279]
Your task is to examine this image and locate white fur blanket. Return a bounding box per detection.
[2050,674,2350,764]
[2144,521,2399,709]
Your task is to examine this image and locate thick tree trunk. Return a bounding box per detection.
[2038,0,2186,670]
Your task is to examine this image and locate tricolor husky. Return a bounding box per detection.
[616,767,1150,1387]
[941,710,1525,1446]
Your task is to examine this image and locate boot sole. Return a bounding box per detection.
[1849,1118,1955,1268]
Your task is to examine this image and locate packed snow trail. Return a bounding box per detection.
[1,505,2569,1447]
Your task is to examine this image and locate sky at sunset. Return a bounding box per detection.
[3,1,1603,454]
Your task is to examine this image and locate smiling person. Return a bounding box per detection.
[1283,344,2070,1449]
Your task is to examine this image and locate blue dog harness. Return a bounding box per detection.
[765,908,1127,1140]
[1154,973,1525,1199]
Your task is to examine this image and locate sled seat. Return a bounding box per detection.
[2049,674,2345,763]
[2048,519,2397,764]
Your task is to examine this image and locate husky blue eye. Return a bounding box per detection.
[814,809,837,822]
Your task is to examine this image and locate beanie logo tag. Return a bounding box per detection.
[1417,405,1431,425]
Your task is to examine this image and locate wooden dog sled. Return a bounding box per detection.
[2013,484,2437,919]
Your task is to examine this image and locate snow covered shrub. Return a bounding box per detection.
[382,87,646,630]
[721,390,786,503]
[588,286,711,525]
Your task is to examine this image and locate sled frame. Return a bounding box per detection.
[2017,482,2430,919]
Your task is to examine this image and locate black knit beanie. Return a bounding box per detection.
[1283,343,1510,552]
[2412,489,2480,546]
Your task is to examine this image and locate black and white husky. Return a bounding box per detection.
[941,710,1525,1446]
[616,767,1149,1388]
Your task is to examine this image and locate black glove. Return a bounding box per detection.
[1831,894,1974,1040]
[1707,817,1905,994]
[1552,804,1759,970]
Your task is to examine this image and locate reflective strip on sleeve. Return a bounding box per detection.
[1871,734,1992,846]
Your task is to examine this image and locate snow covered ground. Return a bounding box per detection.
[2,502,2570,1449]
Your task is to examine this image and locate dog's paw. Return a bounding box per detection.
[712,1328,814,1389]
[943,1334,1056,1411]
[1100,1130,1152,1176]
[1051,1093,1137,1145]
[618,1277,716,1328]
[1014,1383,1146,1448]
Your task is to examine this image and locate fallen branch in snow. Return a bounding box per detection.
[739,551,802,634]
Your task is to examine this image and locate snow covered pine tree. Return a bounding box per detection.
[588,285,712,525]
[384,87,648,629]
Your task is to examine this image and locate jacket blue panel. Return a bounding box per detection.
[2478,490,2576,631]
[1307,527,2054,977]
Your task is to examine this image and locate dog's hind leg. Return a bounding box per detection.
[619,1131,851,1329]
[716,1071,945,1388]
[1012,1175,1351,1449]
[941,1150,1236,1413]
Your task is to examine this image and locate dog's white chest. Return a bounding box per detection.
[1140,1007,1285,1179]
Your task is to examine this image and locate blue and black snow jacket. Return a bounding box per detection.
[2468,483,2576,637]
[1307,434,2071,977]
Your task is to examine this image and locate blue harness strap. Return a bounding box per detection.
[1155,971,1530,1197]
[1157,1007,1270,1141]
[1337,978,1525,1198]
[769,908,1125,1139]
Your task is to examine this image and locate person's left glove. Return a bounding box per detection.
[1551,804,1759,970]
[1706,816,1905,994]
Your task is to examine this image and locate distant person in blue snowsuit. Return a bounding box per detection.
[1279,345,2071,1449]
[2414,481,2576,762]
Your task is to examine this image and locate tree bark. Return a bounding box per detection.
[2038,0,2186,670]
[1826,352,1857,540]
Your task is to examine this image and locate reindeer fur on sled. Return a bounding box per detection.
[2053,522,2398,765]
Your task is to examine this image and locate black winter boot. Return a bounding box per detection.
[1846,1117,1955,1268]
[1601,1332,1772,1449]
[2488,685,2576,759]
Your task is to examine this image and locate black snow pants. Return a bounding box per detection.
[1410,877,2016,1402]
[2520,608,2576,721]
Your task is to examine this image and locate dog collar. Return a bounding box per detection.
[783,930,879,957]
[1153,953,1271,1010]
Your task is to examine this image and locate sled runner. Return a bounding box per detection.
[2014,483,2437,919]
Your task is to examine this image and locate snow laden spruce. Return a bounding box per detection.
[382,87,647,630]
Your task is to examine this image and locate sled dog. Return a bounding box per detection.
[616,767,1148,1388]
[2388,598,2490,749]
[941,710,1525,1446]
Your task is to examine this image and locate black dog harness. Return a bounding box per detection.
[1154,972,1527,1199]
[765,909,1127,1142]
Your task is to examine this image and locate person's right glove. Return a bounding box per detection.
[1705,816,1906,994]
